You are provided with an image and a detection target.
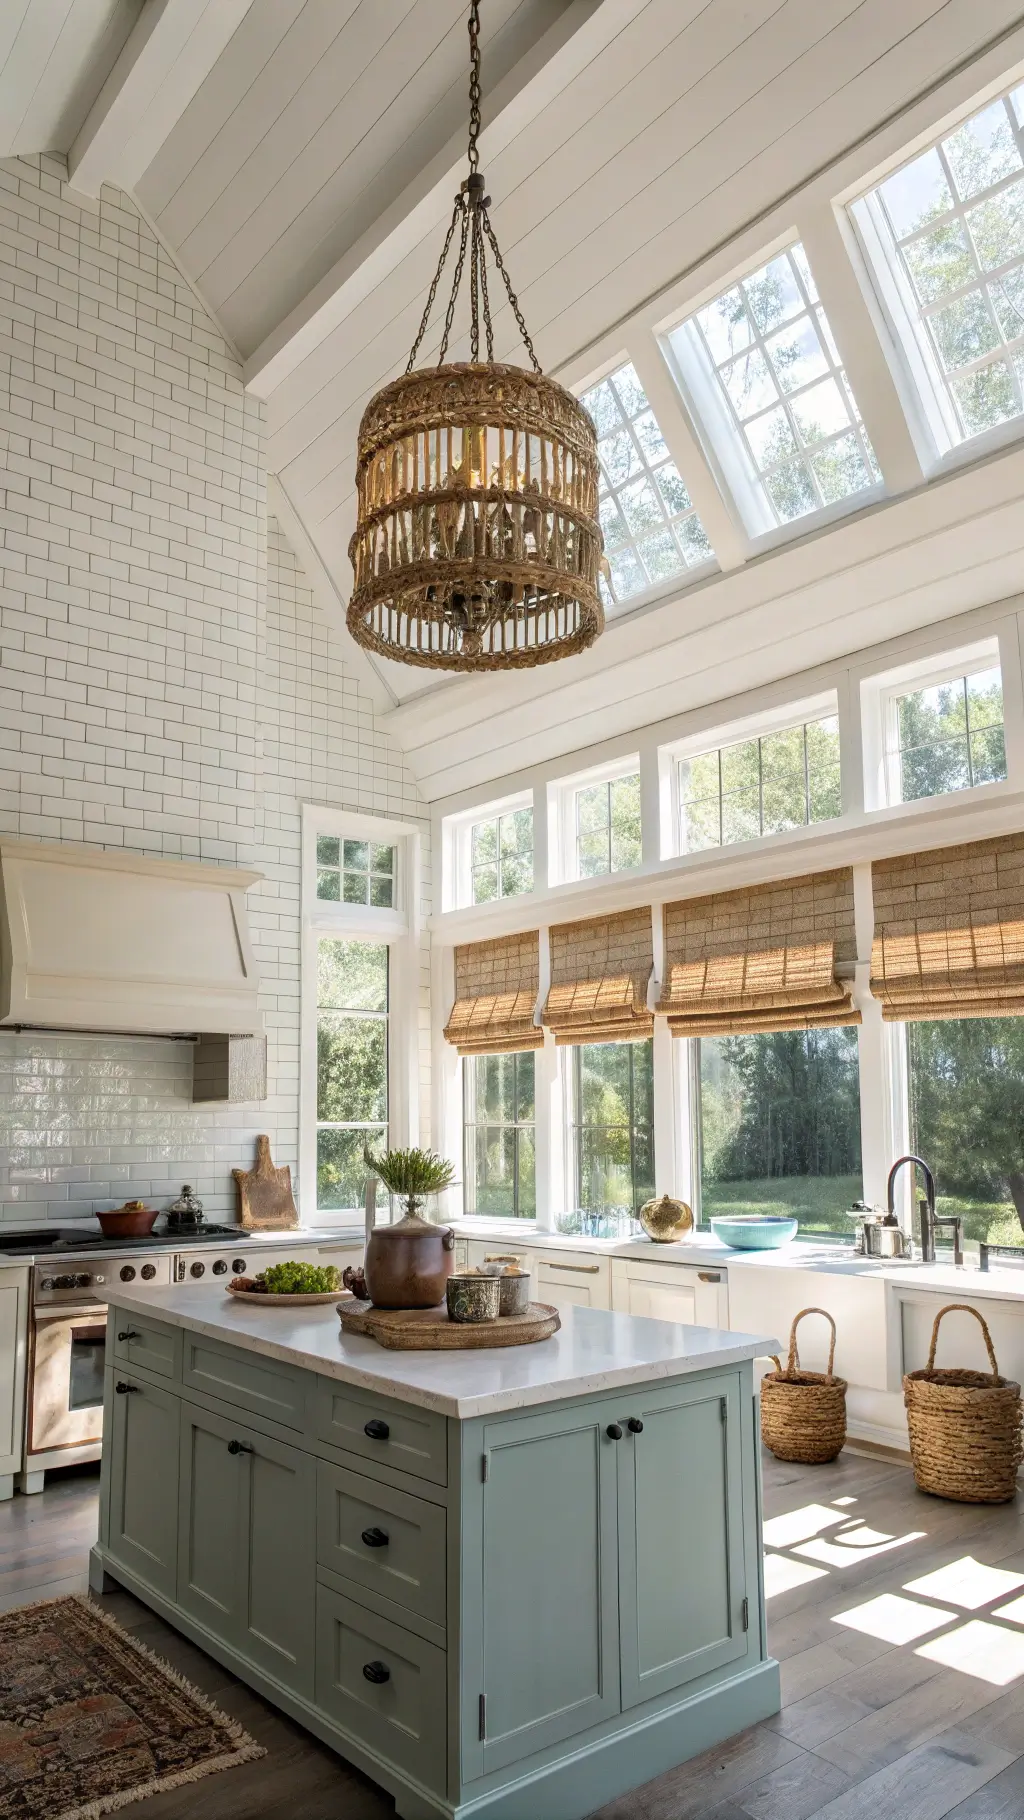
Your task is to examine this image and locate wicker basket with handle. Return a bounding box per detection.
[760,1308,848,1464]
[904,1303,1022,1503]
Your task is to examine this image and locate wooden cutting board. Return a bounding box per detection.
[232,1134,298,1230]
[338,1301,560,1350]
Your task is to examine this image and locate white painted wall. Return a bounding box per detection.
[0,154,428,1224]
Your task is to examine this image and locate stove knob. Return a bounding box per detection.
[54,1274,76,1290]
[120,1265,136,1283]
[93,1274,106,1285]
[74,1273,91,1289]
[189,1261,205,1279]
[232,1259,246,1275]
[39,1278,55,1292]
[140,1263,156,1281]
[212,1259,228,1275]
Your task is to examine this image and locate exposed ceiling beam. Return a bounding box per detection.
[243,0,648,399]
[67,0,256,200]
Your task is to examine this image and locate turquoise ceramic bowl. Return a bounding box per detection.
[709,1215,798,1250]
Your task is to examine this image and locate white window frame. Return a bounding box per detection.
[301,805,423,1225]
[661,690,840,859]
[860,635,1008,810]
[661,240,885,547]
[549,753,643,887]
[849,82,1024,470]
[442,789,534,911]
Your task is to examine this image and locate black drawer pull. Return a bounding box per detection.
[116,1329,139,1342]
[627,1417,644,1434]
[362,1660,390,1685]
[606,1423,622,1440]
[114,1381,138,1395]
[361,1526,389,1549]
[227,1439,253,1455]
[363,1419,390,1441]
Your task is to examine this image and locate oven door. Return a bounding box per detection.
[28,1305,107,1457]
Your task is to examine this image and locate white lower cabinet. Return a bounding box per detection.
[534,1253,611,1310]
[611,1259,728,1327]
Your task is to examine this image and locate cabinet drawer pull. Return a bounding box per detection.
[361,1526,389,1549]
[114,1380,138,1395]
[363,1418,390,1441]
[697,1271,722,1283]
[362,1660,390,1684]
[117,1329,139,1342]
[548,1263,600,1274]
[227,1439,253,1455]
[627,1417,644,1434]
[606,1423,623,1440]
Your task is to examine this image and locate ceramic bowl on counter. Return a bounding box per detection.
[709,1214,798,1250]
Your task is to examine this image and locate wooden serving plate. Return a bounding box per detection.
[227,1285,350,1308]
[338,1301,560,1350]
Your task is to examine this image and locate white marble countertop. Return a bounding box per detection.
[0,1224,364,1266]
[101,1284,779,1418]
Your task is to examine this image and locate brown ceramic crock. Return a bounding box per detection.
[96,1200,159,1238]
[363,1209,456,1309]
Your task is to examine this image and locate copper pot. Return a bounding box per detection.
[97,1200,159,1238]
[363,1209,456,1309]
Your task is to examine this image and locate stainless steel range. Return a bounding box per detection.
[20,1223,361,1490]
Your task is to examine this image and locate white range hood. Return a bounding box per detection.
[0,839,264,1038]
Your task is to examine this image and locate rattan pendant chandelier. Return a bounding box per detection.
[347,2,604,672]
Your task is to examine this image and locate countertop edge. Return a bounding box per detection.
[101,1287,778,1418]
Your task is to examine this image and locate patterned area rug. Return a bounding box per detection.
[0,1595,264,1818]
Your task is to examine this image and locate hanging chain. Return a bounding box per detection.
[403,0,542,374]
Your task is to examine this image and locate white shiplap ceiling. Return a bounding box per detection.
[0,0,141,158]
[6,0,1024,768]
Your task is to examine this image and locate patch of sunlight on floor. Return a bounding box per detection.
[794,1524,926,1568]
[904,1558,1024,1610]
[832,1496,857,1507]
[763,1553,830,1598]
[831,1592,957,1645]
[994,1594,1024,1626]
[917,1619,1024,1686]
[762,1504,851,1548]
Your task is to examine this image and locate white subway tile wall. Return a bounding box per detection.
[0,156,428,1222]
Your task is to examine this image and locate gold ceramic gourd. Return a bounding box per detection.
[639,1194,694,1244]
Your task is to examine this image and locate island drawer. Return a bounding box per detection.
[317,1462,446,1626]
[314,1379,447,1486]
[111,1310,181,1381]
[182,1333,307,1431]
[315,1583,446,1793]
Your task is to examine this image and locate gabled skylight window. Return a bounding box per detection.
[580,361,715,608]
[851,86,1024,453]
[666,244,880,537]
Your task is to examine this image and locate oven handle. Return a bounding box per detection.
[33,1305,107,1325]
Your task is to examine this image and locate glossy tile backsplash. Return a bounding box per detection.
[0,158,429,1223]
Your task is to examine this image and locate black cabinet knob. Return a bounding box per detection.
[362,1661,390,1685]
[227,1439,253,1455]
[606,1423,623,1440]
[363,1419,390,1441]
[361,1526,389,1549]
[627,1417,644,1434]
[116,1330,139,1342]
[114,1381,138,1395]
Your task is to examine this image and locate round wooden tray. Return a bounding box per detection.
[338,1300,560,1350]
[227,1285,349,1307]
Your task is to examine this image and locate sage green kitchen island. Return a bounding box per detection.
[91,1288,780,1820]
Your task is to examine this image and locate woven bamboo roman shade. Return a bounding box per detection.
[871,834,1024,1021]
[443,931,542,1055]
[655,869,859,1037]
[542,908,654,1045]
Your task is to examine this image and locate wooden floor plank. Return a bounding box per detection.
[803,1729,1018,1820]
[942,1754,1024,1817]
[811,1664,1009,1777]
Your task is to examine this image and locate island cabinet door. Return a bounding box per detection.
[473,1403,620,1775]
[616,1371,749,1710]
[107,1373,180,1600]
[178,1400,316,1698]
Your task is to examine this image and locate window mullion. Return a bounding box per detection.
[622,334,748,570]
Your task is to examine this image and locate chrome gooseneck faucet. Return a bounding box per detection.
[886,1154,962,1265]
